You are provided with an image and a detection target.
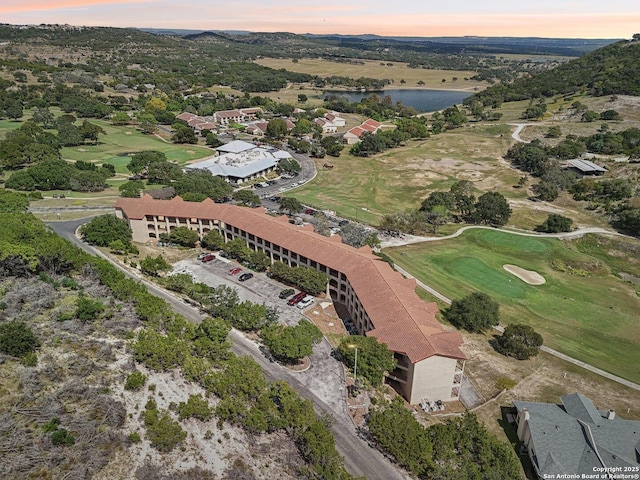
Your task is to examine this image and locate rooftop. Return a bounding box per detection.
[115,195,465,364]
[184,141,291,179]
[567,159,607,173]
[514,393,640,477]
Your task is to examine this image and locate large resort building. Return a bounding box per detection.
[114,195,466,404]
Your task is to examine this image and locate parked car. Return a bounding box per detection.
[279,288,295,299]
[238,273,254,282]
[229,267,242,275]
[287,291,307,306]
[201,254,216,263]
[296,296,315,309]
[338,220,349,227]
[197,252,212,260]
[304,208,316,215]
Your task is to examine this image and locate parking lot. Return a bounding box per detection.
[171,254,351,419]
[174,254,320,327]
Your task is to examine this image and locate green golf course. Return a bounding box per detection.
[385,229,640,384]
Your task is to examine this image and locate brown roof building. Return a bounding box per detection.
[115,195,465,404]
[343,118,382,144]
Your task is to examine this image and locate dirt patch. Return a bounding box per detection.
[503,264,546,285]
[619,272,640,285]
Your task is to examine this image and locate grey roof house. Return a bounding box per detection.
[514,393,640,479]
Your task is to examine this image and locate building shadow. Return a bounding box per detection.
[499,405,537,480]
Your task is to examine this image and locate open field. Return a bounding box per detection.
[255,57,488,91]
[384,229,640,384]
[59,120,213,173]
[292,122,607,229]
[459,327,640,443]
[293,124,515,223]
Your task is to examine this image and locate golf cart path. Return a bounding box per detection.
[508,122,535,143]
[379,224,631,248]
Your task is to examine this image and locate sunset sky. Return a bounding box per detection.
[1,0,638,39]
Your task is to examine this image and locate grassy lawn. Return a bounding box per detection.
[384,229,640,384]
[255,57,488,92]
[292,123,516,224]
[59,120,213,172]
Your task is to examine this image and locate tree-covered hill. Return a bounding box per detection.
[468,37,640,105]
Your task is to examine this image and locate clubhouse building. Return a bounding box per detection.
[114,195,466,404]
[184,140,292,184]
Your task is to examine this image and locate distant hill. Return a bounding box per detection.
[305,34,616,56]
[142,28,617,56]
[468,37,640,104]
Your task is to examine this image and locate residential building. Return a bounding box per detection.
[514,393,640,479]
[325,112,346,127]
[213,107,263,125]
[114,195,466,404]
[314,117,338,134]
[343,118,382,144]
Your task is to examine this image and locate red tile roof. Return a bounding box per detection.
[115,195,465,363]
[346,126,366,138]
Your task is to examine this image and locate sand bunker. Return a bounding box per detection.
[503,264,546,285]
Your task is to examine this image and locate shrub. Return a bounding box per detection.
[535,213,573,233]
[260,319,323,364]
[0,320,41,357]
[144,398,187,452]
[124,371,147,391]
[337,336,396,387]
[51,428,75,446]
[129,431,141,443]
[43,418,61,433]
[21,352,38,367]
[492,324,543,360]
[177,394,212,421]
[79,214,132,247]
[443,292,500,333]
[75,295,104,322]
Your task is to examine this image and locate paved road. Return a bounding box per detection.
[47,218,406,480]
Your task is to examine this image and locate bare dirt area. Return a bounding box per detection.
[503,264,546,285]
[460,331,640,442]
[97,366,305,480]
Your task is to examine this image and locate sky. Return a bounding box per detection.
[1,1,638,39]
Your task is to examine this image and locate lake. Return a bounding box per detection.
[322,89,471,113]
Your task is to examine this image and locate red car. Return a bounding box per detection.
[201,254,216,263]
[229,267,242,275]
[287,291,307,306]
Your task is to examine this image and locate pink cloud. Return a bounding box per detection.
[0,0,149,14]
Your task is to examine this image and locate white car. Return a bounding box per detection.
[296,296,315,309]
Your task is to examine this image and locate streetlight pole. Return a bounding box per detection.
[353,346,358,388]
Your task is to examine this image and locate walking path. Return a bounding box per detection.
[508,122,535,143]
[388,226,640,392]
